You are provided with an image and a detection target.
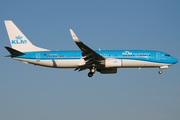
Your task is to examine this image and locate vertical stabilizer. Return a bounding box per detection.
[4,20,49,52]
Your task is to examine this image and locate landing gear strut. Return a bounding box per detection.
[158,68,162,74]
[88,66,96,77]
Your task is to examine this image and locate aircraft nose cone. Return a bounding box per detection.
[173,57,178,64]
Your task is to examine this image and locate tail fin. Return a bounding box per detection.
[4,20,49,52]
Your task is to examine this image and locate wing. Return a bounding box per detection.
[70,29,105,69]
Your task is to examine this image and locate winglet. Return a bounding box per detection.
[69,29,105,60]
[69,29,80,42]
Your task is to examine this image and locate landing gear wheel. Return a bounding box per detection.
[88,72,93,77]
[158,70,162,74]
[91,67,95,73]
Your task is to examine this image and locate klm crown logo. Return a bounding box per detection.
[12,35,27,44]
[122,51,132,55]
[15,35,23,39]
[113,60,118,63]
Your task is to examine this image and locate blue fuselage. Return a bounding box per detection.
[15,50,178,64]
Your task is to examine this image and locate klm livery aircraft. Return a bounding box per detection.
[4,20,178,77]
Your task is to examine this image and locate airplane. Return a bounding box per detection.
[4,20,178,77]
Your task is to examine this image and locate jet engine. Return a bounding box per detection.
[105,58,122,68]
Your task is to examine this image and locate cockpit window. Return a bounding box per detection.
[165,54,170,57]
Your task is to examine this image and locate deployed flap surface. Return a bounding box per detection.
[70,29,105,61]
[5,46,25,56]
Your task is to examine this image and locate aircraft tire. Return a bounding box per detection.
[158,70,162,74]
[88,72,93,77]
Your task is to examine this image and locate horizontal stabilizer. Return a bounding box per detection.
[4,55,12,57]
[4,46,26,56]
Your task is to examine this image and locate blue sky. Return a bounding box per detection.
[0,0,180,120]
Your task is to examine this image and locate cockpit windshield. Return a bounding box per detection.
[165,54,170,57]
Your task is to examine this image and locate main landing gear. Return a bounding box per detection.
[88,66,96,77]
[88,72,94,77]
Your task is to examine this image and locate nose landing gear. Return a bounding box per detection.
[158,70,162,74]
[158,68,162,74]
[158,66,168,74]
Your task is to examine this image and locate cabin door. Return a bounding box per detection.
[156,52,161,60]
[36,53,40,62]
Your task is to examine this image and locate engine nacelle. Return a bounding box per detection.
[97,68,117,74]
[105,58,122,68]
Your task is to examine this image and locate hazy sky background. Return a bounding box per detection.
[0,0,180,120]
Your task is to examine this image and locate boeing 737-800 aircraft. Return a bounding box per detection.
[4,20,178,77]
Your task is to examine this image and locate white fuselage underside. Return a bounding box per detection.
[13,58,172,68]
